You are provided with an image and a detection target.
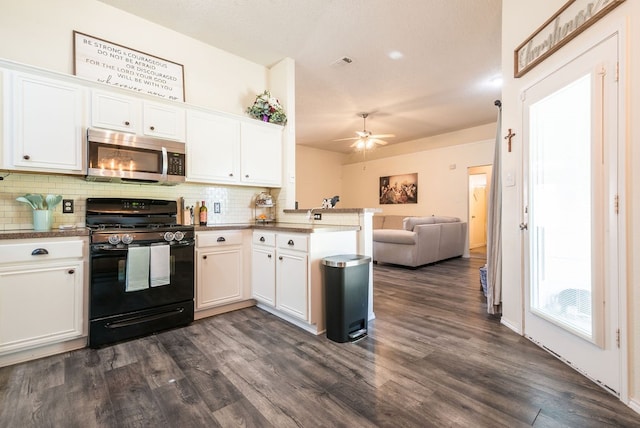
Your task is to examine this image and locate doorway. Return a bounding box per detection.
[522,34,620,394]
[468,165,492,258]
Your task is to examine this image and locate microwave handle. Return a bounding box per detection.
[161,147,168,177]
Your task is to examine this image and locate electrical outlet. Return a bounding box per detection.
[314,213,322,220]
[62,199,74,213]
[214,202,221,213]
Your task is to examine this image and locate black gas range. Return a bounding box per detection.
[87,198,195,347]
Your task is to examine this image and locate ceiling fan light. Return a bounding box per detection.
[356,140,365,150]
[365,140,374,149]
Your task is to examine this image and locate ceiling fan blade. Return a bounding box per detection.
[369,134,395,139]
[369,139,388,146]
[333,136,360,142]
[350,140,363,148]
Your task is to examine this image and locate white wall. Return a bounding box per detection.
[502,0,639,407]
[342,138,494,221]
[0,0,269,115]
[296,145,346,209]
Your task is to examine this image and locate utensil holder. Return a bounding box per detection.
[33,210,52,231]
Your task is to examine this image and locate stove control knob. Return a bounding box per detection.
[121,234,133,245]
[174,231,185,241]
[108,234,121,245]
[164,231,175,242]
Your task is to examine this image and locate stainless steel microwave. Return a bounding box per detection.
[86,128,185,185]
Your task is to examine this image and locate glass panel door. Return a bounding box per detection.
[529,74,596,341]
[522,34,619,394]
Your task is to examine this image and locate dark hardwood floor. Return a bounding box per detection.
[1,256,639,427]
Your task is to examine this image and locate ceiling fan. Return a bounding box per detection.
[334,113,395,150]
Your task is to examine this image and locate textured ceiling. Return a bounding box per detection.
[98,0,502,153]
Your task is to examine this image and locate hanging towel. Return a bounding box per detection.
[150,244,171,287]
[126,246,150,292]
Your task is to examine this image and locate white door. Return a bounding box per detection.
[522,35,620,394]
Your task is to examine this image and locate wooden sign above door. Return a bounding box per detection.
[514,0,625,78]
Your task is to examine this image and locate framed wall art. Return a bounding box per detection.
[379,173,418,204]
[73,31,185,101]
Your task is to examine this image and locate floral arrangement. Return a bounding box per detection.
[246,90,287,125]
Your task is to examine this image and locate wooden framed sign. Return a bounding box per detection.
[73,31,185,101]
[514,0,625,78]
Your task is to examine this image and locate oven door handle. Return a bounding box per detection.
[105,307,186,329]
[161,146,168,177]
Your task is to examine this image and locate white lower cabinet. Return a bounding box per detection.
[195,230,251,316]
[252,230,357,334]
[0,238,87,366]
[276,235,309,321]
[251,245,275,305]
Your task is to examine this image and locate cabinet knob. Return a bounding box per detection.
[287,239,294,246]
[245,174,249,178]
[124,121,130,126]
[23,154,31,160]
[31,248,49,256]
[150,126,155,131]
[259,236,265,242]
[203,255,207,260]
[278,256,283,261]
[267,254,272,259]
[67,269,75,274]
[217,237,226,242]
[229,173,234,177]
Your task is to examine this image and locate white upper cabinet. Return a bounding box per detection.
[143,101,186,141]
[91,90,140,133]
[91,90,185,141]
[240,121,282,187]
[3,72,86,174]
[186,109,240,183]
[186,110,283,188]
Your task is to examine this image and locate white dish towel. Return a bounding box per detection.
[126,246,150,292]
[150,244,171,287]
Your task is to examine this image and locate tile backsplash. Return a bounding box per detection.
[0,172,271,230]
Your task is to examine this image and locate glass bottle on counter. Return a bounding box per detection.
[199,200,208,226]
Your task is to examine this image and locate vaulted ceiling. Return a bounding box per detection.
[99,0,502,153]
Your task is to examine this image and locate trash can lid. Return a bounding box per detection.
[321,254,372,268]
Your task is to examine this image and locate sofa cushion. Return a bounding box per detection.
[403,216,435,231]
[372,215,384,230]
[372,229,417,245]
[432,216,460,223]
[382,215,406,230]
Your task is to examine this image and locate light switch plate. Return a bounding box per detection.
[214,202,221,213]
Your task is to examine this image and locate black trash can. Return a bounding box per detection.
[322,254,371,343]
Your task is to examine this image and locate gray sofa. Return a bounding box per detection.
[372,215,467,268]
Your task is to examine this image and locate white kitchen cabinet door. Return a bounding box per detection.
[6,72,85,173]
[0,262,84,354]
[196,247,243,310]
[276,249,308,321]
[251,246,276,305]
[240,121,282,187]
[186,110,240,183]
[91,90,141,133]
[143,101,186,141]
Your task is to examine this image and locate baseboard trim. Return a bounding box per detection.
[194,300,256,320]
[628,398,640,415]
[0,337,87,368]
[500,317,522,335]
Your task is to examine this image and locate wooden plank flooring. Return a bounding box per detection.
[1,256,639,427]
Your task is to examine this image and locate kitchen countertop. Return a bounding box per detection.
[283,208,381,214]
[197,223,361,233]
[0,223,359,240]
[0,227,91,240]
